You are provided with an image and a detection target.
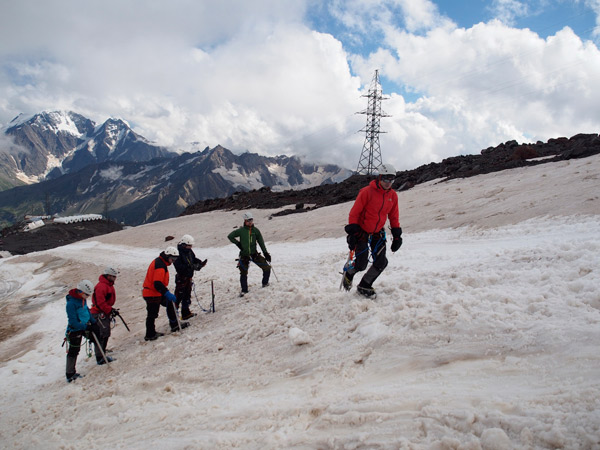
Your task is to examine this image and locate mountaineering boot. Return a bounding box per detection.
[97,356,115,366]
[239,290,248,297]
[171,321,190,332]
[66,373,84,383]
[357,283,377,298]
[181,310,196,320]
[144,332,165,341]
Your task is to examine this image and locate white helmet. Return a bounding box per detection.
[77,280,94,295]
[378,163,396,177]
[179,234,195,246]
[243,212,254,221]
[164,246,179,257]
[103,266,119,276]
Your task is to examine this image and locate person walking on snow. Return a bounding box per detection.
[65,280,96,382]
[142,246,189,341]
[90,266,119,365]
[343,163,403,298]
[174,234,207,319]
[227,212,271,296]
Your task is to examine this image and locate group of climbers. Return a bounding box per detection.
[63,163,402,382]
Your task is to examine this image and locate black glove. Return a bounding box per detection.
[391,227,403,252]
[194,260,207,270]
[344,224,364,250]
[264,252,271,262]
[110,308,119,318]
[235,242,242,250]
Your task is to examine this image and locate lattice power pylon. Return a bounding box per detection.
[356,69,390,175]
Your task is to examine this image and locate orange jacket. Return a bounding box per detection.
[142,255,171,298]
[348,179,400,234]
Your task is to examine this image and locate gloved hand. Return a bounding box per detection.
[165,291,177,303]
[344,224,364,250]
[235,242,242,251]
[110,308,119,318]
[391,227,403,252]
[264,252,271,262]
[194,259,207,270]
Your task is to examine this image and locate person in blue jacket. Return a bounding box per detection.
[65,280,96,382]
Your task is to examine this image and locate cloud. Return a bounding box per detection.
[488,0,530,26]
[0,0,599,174]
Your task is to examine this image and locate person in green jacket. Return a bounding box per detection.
[228,211,271,296]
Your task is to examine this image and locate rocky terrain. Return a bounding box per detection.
[0,219,123,256]
[181,133,600,217]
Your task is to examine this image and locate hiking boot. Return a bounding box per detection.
[239,290,248,297]
[171,322,190,332]
[342,274,352,291]
[97,356,115,365]
[181,311,196,320]
[357,285,377,298]
[144,332,164,341]
[66,373,83,383]
[262,283,269,288]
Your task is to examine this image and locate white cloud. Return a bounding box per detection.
[489,0,530,25]
[0,0,599,173]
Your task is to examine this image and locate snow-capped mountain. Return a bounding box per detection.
[1,111,173,185]
[0,145,352,227]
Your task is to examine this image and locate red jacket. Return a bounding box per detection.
[348,179,400,234]
[90,274,116,315]
[143,255,171,298]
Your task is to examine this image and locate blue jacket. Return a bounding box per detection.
[65,289,94,333]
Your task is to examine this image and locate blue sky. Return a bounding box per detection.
[1,0,599,171]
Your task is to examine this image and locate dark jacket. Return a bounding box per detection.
[66,289,94,333]
[174,243,203,278]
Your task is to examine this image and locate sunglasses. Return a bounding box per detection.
[381,176,395,183]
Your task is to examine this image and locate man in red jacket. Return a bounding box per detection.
[343,163,403,298]
[90,266,119,364]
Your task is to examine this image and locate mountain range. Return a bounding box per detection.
[0,111,352,227]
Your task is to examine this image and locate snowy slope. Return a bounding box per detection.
[0,156,599,449]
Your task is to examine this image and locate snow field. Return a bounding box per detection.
[0,155,599,448]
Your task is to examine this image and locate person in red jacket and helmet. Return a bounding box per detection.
[343,163,403,298]
[142,246,189,341]
[90,266,119,365]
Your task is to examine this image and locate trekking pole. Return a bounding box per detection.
[90,331,110,366]
[267,262,279,282]
[210,280,215,313]
[171,300,183,331]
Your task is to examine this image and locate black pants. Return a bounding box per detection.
[66,331,84,377]
[144,296,177,338]
[347,230,388,288]
[175,275,193,314]
[238,253,270,292]
[91,313,111,363]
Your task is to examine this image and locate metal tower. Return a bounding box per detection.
[356,70,390,175]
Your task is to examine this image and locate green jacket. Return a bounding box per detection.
[228,225,268,258]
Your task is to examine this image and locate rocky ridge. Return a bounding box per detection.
[181,133,600,218]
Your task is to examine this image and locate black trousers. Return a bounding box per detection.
[175,275,193,313]
[144,296,177,338]
[238,253,270,292]
[347,230,388,287]
[91,313,111,363]
[66,330,84,376]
